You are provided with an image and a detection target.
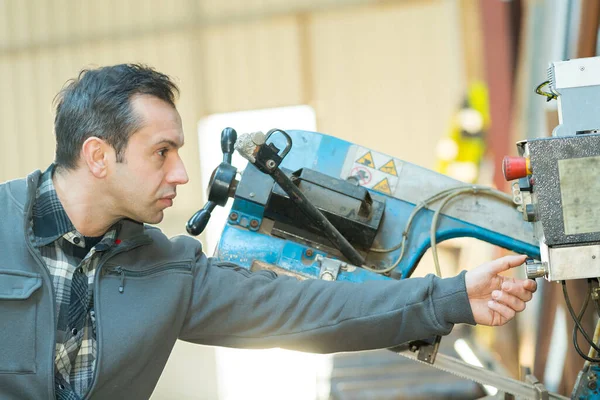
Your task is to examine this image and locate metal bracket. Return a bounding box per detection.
[525,374,549,400]
[406,335,441,365]
[316,255,345,281]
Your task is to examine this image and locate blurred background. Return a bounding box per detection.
[1,0,599,398]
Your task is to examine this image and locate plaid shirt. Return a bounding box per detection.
[32,165,119,400]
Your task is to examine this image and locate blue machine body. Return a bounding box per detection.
[214,130,540,282]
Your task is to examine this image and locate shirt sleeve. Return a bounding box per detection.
[179,254,476,353]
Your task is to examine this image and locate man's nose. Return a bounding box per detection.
[167,157,189,185]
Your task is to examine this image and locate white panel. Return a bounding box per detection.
[203,16,303,113]
[310,0,464,169]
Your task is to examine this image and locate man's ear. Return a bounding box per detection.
[81,137,113,178]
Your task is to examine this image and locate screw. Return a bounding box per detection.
[249,192,255,198]
[229,212,238,221]
[305,249,314,257]
[250,219,259,228]
[588,380,597,390]
[266,160,276,169]
[581,66,586,71]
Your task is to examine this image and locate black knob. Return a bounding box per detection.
[186,201,217,236]
[221,128,237,164]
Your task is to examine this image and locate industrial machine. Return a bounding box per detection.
[503,56,600,399]
[186,57,600,399]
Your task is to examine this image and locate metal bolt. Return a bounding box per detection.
[250,219,259,228]
[266,160,276,169]
[321,271,334,281]
[305,249,314,257]
[249,192,255,198]
[229,212,238,221]
[588,380,597,390]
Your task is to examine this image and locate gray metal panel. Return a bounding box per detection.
[528,133,600,246]
[236,164,274,205]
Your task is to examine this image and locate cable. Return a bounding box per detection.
[562,280,600,362]
[535,80,558,102]
[592,278,600,319]
[365,185,513,276]
[429,187,512,277]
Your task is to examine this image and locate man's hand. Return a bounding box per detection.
[465,254,537,326]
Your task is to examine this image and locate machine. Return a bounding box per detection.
[503,56,600,399]
[186,57,600,399]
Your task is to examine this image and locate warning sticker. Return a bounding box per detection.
[340,145,403,196]
[356,151,375,168]
[350,166,372,185]
[372,178,392,195]
[379,159,398,176]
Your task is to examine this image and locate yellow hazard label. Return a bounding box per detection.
[372,178,392,195]
[356,151,374,168]
[379,159,398,176]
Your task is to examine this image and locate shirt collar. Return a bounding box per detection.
[31,164,119,249]
[32,164,78,247]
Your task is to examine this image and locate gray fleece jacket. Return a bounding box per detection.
[0,170,476,399]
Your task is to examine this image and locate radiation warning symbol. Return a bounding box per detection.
[372,178,392,195]
[356,151,374,168]
[379,159,398,176]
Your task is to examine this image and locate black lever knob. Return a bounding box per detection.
[221,127,237,164]
[186,201,217,236]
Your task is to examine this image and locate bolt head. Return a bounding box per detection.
[588,380,597,390]
[229,212,238,221]
[250,219,259,228]
[321,272,334,281]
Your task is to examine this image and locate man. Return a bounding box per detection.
[0,64,537,400]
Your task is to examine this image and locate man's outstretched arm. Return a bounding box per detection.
[179,251,535,353]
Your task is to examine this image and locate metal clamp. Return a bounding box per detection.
[316,255,345,281]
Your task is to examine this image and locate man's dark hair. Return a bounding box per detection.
[53,63,180,170]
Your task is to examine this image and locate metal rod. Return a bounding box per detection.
[271,167,365,267]
[398,350,569,400]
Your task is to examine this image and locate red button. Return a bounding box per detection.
[502,156,530,181]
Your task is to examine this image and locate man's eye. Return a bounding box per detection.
[158,149,168,157]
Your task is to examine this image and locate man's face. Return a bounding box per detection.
[108,95,189,224]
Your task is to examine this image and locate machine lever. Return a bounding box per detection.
[186,201,217,236]
[221,127,237,164]
[236,129,365,268]
[186,128,239,236]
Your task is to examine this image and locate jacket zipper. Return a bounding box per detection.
[105,262,192,294]
[84,237,152,400]
[25,227,57,399]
